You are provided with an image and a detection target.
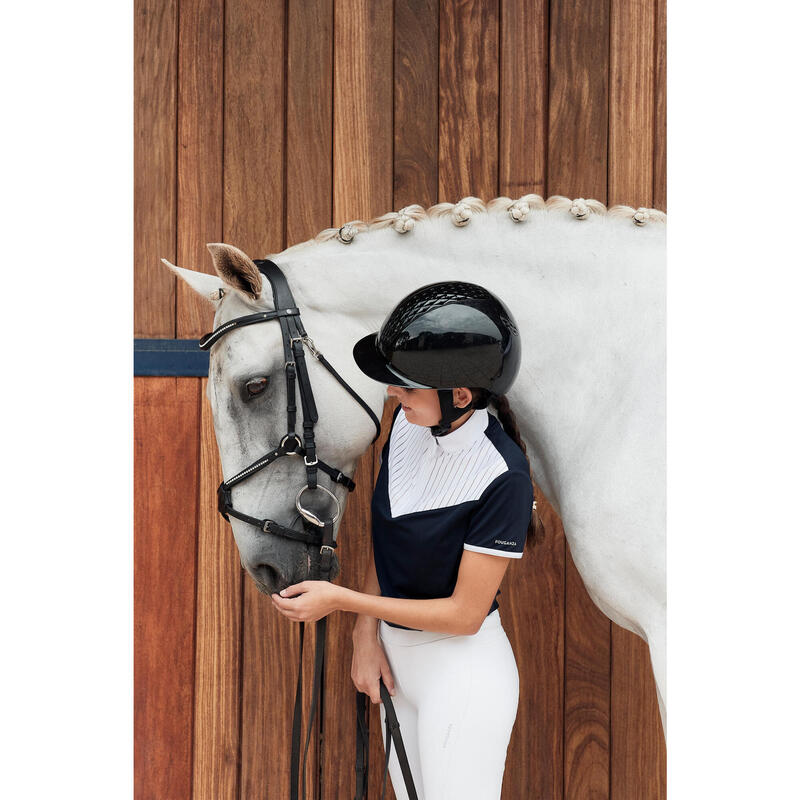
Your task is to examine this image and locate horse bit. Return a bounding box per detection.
[199,258,418,800]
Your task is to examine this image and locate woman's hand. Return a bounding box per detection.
[351,629,396,704]
[270,580,344,623]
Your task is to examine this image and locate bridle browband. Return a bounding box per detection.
[199,258,417,800]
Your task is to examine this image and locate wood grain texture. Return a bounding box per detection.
[607,5,666,795]
[503,493,565,799]
[564,549,611,800]
[499,0,549,199]
[333,0,394,223]
[547,5,615,796]
[547,0,609,200]
[134,0,177,337]
[192,379,242,800]
[224,0,285,258]
[134,5,670,797]
[439,0,499,202]
[611,627,666,800]
[223,2,289,796]
[287,0,334,245]
[134,377,199,800]
[394,0,439,209]
[498,6,562,796]
[330,3,393,794]
[177,0,224,338]
[285,3,337,795]
[653,0,666,212]
[609,0,655,209]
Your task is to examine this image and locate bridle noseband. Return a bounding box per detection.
[199,258,416,800]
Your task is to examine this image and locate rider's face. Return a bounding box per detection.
[386,385,473,427]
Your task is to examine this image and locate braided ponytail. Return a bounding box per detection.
[470,388,545,550]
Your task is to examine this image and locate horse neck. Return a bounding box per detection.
[273,212,665,516]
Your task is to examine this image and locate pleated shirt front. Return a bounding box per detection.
[371,403,535,630]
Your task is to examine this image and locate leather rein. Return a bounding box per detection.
[198,258,417,800]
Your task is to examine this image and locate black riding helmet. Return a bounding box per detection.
[352,281,522,436]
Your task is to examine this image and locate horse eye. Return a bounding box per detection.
[246,377,269,396]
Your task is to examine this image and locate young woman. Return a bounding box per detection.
[271,281,539,800]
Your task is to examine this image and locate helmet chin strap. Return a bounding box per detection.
[429,389,474,437]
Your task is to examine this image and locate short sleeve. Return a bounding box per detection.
[463,470,534,559]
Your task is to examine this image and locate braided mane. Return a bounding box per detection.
[281,193,666,254]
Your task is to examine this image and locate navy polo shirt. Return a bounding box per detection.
[371,403,535,630]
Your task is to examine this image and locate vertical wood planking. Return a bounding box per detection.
[223,2,289,797]
[333,0,394,224]
[287,0,333,246]
[192,379,243,800]
[134,377,199,799]
[499,0,549,199]
[608,4,666,797]
[394,0,439,209]
[499,2,562,796]
[331,3,393,794]
[134,0,177,337]
[503,504,565,798]
[286,2,335,795]
[177,0,225,338]
[439,0,499,202]
[653,0,667,212]
[564,552,610,800]
[547,0,609,201]
[133,4,669,797]
[224,0,285,259]
[608,0,655,210]
[610,629,666,799]
[548,2,613,796]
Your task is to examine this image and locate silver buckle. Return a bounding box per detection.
[320,544,336,556]
[304,454,318,467]
[302,336,321,360]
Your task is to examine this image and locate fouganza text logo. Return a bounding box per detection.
[494,539,516,546]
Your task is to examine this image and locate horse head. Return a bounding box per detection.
[162,243,383,595]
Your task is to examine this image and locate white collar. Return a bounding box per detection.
[427,406,489,453]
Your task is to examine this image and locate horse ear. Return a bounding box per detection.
[161,259,226,303]
[206,243,263,300]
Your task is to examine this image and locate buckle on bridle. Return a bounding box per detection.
[290,334,321,360]
[304,454,318,467]
[320,544,336,556]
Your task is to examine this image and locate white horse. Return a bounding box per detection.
[164,193,667,730]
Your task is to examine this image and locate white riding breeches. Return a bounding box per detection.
[377,608,520,800]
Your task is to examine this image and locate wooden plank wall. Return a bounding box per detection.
[134,1,667,798]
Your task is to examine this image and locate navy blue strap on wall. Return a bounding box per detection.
[134,339,209,376]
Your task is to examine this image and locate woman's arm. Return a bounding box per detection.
[339,550,512,635]
[273,543,514,634]
[352,547,382,642]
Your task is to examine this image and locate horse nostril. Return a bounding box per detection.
[253,564,282,591]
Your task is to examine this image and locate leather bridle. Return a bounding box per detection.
[198,258,417,800]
